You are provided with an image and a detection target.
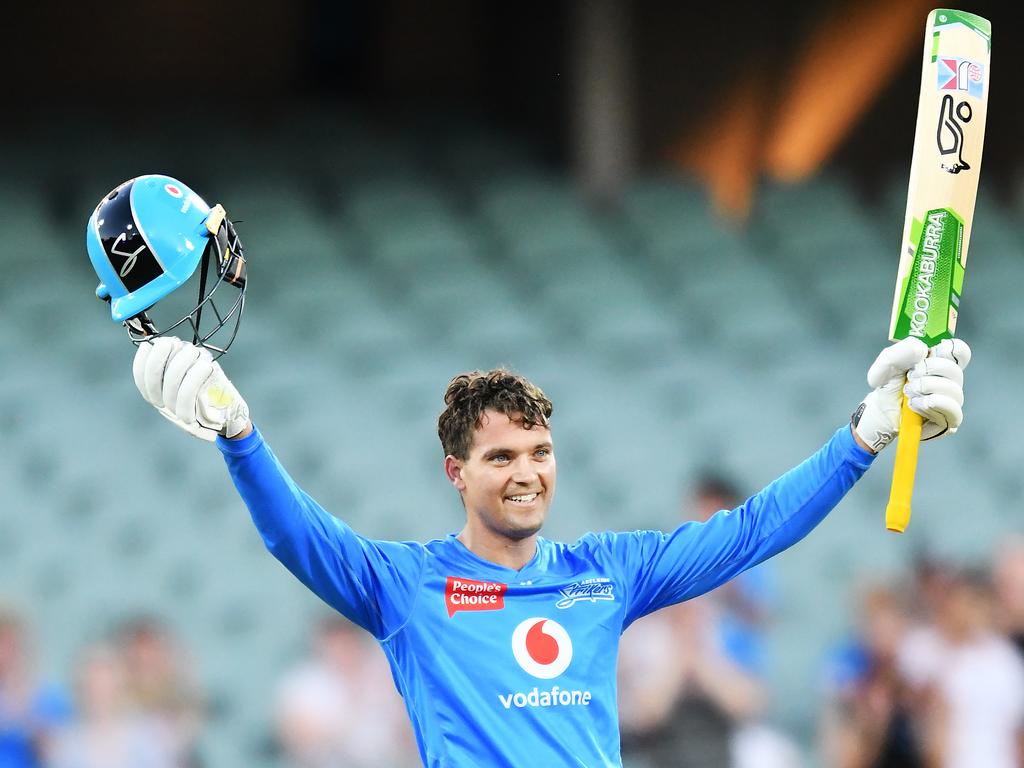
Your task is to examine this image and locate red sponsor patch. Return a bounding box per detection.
[446,576,507,618]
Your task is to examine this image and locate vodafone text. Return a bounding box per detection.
[498,685,593,710]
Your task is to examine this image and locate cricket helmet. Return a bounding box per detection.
[86,174,247,357]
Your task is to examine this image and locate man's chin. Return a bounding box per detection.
[504,522,544,541]
[500,511,546,541]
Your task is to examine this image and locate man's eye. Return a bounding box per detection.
[492,455,509,463]
[535,449,550,458]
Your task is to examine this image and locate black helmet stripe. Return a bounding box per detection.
[96,183,165,294]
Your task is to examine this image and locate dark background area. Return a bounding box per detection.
[2,0,1018,201]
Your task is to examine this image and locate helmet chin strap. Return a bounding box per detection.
[192,204,229,346]
[126,312,158,338]
[193,239,212,346]
[104,291,157,340]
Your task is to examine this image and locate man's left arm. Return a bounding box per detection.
[607,425,872,626]
[604,338,970,626]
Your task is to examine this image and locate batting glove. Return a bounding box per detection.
[132,337,251,442]
[852,337,970,452]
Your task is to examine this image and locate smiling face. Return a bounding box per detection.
[446,409,556,543]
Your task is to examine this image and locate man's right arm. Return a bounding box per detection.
[216,428,425,639]
[132,338,424,639]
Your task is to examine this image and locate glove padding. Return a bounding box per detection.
[133,337,250,442]
[852,337,970,452]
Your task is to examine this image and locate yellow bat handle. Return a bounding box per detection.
[885,394,923,533]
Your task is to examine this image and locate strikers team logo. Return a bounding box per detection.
[556,577,615,609]
[511,618,572,679]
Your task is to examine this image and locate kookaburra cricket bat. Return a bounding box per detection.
[886,9,990,533]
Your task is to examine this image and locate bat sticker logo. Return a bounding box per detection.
[936,94,972,174]
[937,57,984,99]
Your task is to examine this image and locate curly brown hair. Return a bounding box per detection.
[438,369,553,459]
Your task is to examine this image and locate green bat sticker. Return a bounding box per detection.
[892,208,965,346]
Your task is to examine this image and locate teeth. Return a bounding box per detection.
[508,493,538,503]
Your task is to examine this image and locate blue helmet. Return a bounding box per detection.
[86,174,247,356]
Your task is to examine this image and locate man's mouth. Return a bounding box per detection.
[505,492,539,506]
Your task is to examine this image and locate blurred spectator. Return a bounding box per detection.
[898,566,1024,768]
[687,474,776,681]
[992,535,1024,659]
[818,583,923,768]
[273,614,417,768]
[46,643,177,768]
[0,607,70,768]
[908,553,955,626]
[619,474,801,768]
[619,596,768,768]
[114,616,205,768]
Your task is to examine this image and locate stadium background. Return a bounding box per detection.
[1,1,1022,765]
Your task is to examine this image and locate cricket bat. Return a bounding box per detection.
[886,9,990,533]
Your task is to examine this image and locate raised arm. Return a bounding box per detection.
[131,337,424,639]
[605,337,971,626]
[606,424,875,626]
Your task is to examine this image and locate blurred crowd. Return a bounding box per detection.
[4,501,1024,768]
[817,538,1024,768]
[0,613,206,768]
[272,616,417,768]
[0,609,418,768]
[618,477,1024,768]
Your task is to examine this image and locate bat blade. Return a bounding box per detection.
[889,9,990,345]
[886,9,990,533]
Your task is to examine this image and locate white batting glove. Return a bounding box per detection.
[132,337,251,442]
[852,337,970,452]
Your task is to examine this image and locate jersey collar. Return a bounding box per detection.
[445,533,547,577]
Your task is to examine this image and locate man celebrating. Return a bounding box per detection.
[131,335,968,767]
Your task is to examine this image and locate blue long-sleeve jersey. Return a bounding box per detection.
[217,425,874,767]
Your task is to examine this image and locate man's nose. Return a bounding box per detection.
[510,456,537,483]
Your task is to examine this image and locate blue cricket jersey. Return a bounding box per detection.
[217,425,874,767]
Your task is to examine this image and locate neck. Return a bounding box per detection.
[457,526,538,571]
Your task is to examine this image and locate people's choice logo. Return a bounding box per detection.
[445,577,507,618]
[511,618,572,679]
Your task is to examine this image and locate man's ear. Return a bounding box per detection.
[444,455,466,491]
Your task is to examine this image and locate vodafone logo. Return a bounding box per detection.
[511,618,572,679]
[501,619,590,709]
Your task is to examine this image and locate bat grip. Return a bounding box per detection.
[885,393,923,533]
